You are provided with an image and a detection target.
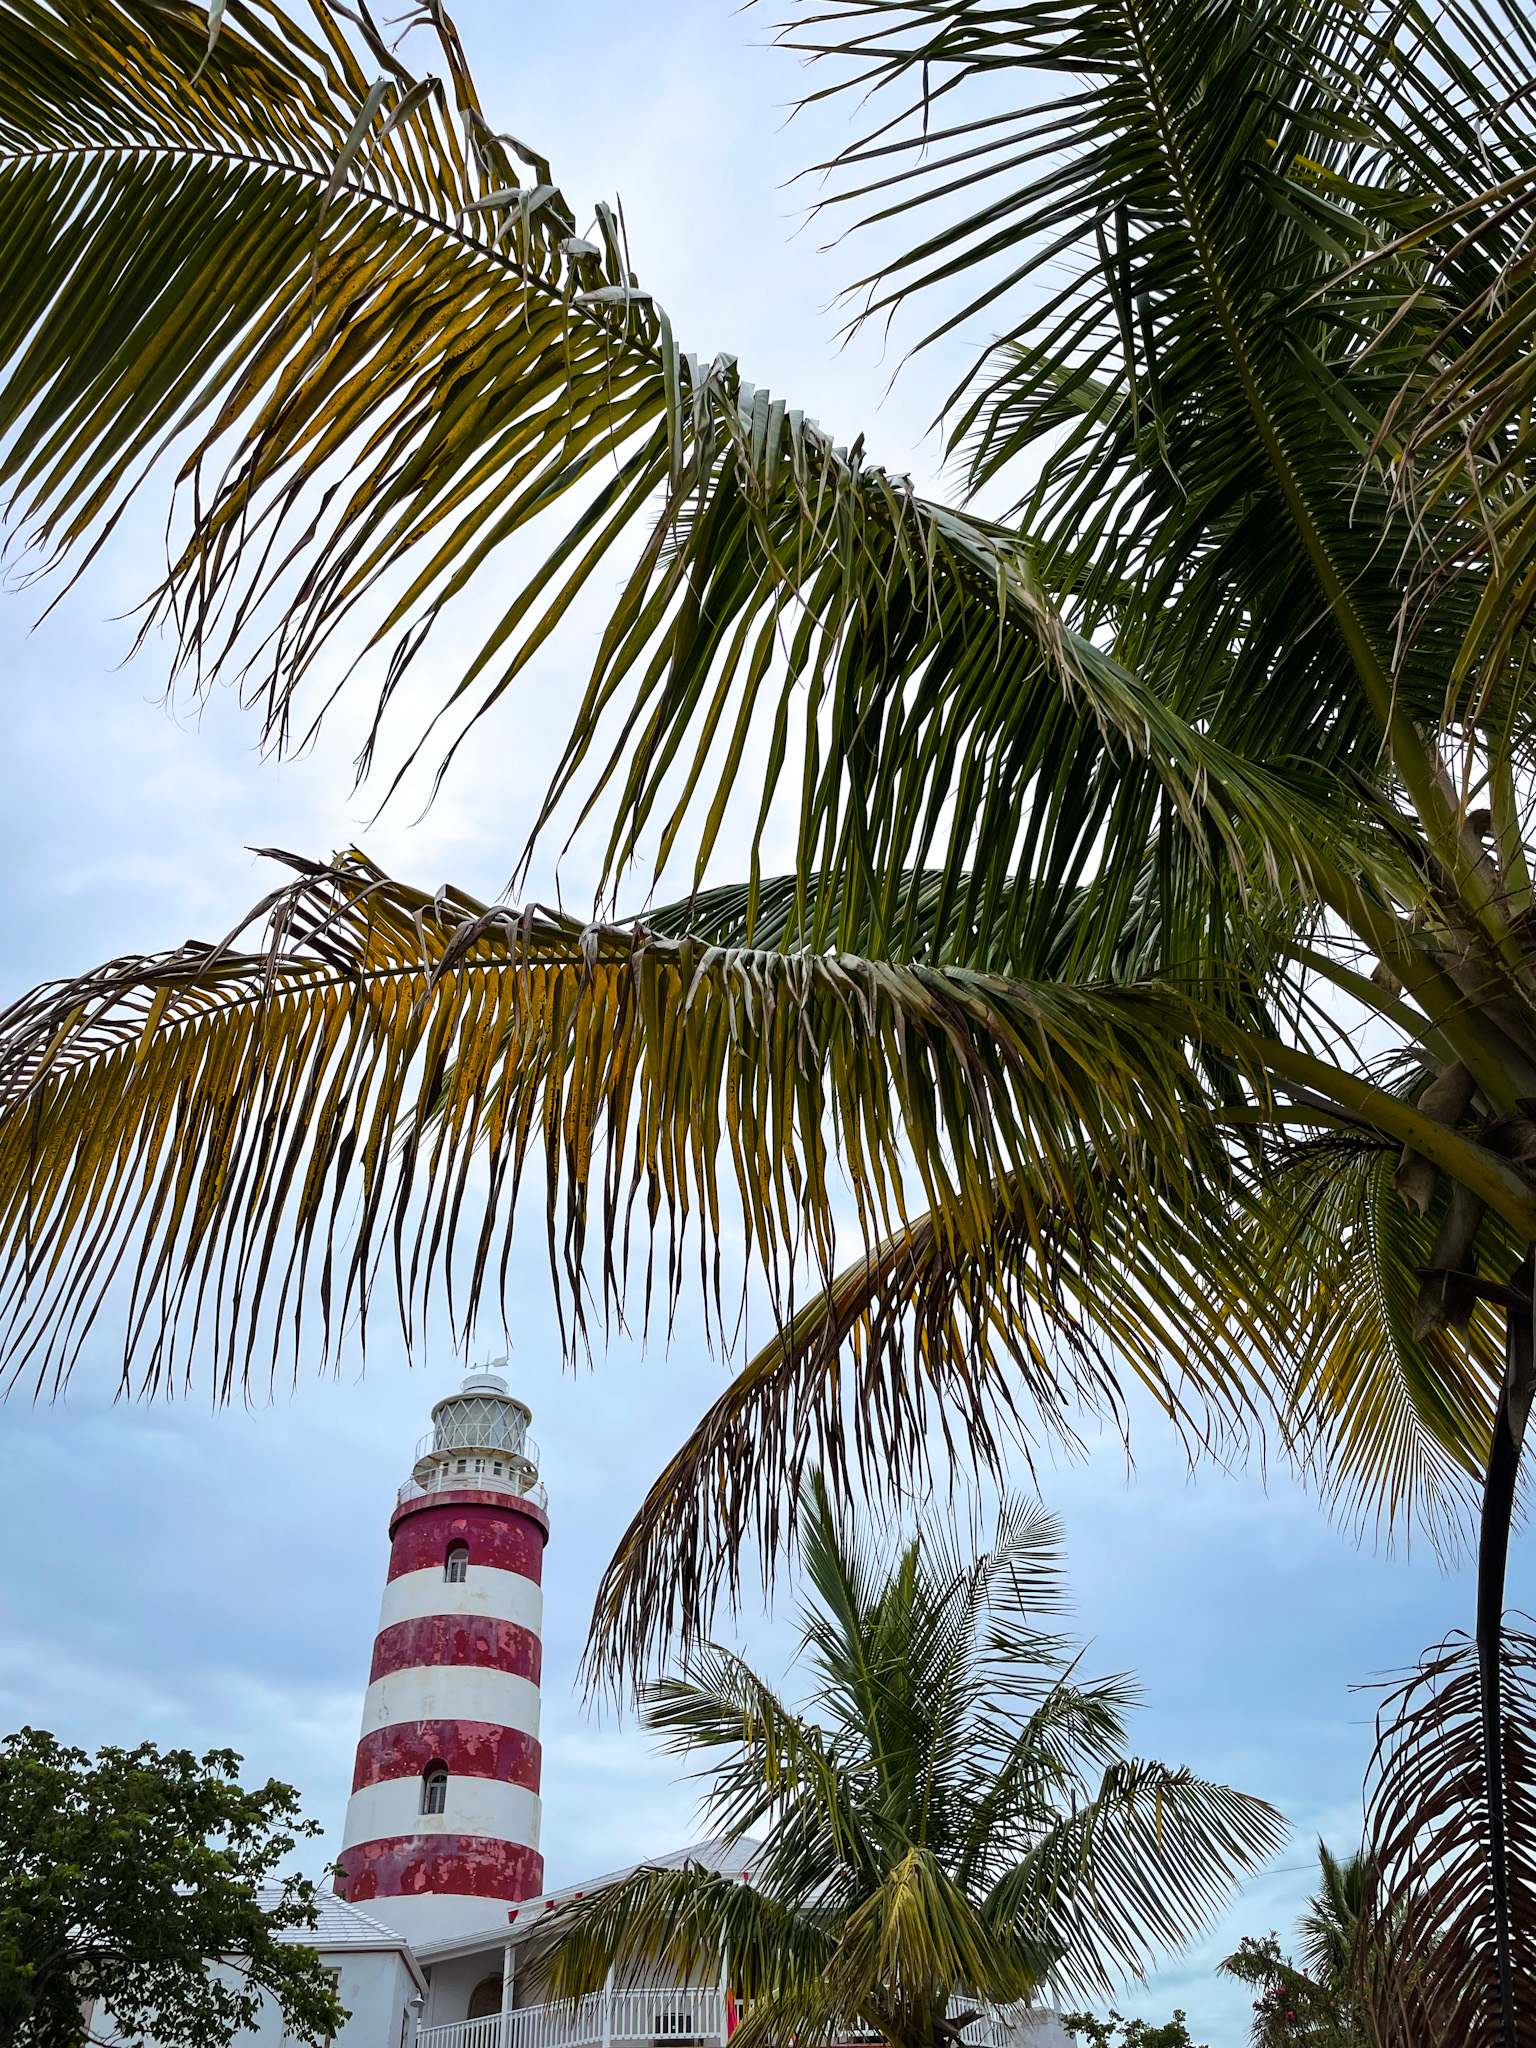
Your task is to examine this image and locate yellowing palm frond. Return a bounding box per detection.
[0,847,1248,1394]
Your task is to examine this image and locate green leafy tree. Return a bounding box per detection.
[1221,1936,1360,2048]
[0,1728,347,2048]
[7,0,1536,2022]
[523,1482,1283,2048]
[1061,2012,1206,2048]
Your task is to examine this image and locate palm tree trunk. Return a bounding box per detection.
[1477,1256,1534,2048]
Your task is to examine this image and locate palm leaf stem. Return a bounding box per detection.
[1317,869,1524,1117]
[1280,942,1457,1068]
[1476,1257,1534,2048]
[1203,1026,1536,1238]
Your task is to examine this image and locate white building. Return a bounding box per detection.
[165,1368,1070,2048]
[228,1896,426,2048]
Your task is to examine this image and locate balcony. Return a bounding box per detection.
[416,1991,1031,2048]
[398,1450,547,1512]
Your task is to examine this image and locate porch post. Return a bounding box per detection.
[601,1967,614,2048]
[500,1941,516,2048]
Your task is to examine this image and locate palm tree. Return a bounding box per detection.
[522,1481,1283,2047]
[5,0,1536,2021]
[1297,1846,1370,1996]
[1221,1842,1373,2048]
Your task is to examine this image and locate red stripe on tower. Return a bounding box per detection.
[368,1614,542,1685]
[350,1721,541,1793]
[336,1832,545,1905]
[387,1497,546,1583]
[336,1366,549,1944]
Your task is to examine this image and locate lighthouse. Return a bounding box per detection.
[335,1367,548,1943]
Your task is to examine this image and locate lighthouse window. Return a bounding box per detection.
[456,1458,467,1474]
[422,1768,448,1815]
[445,1543,469,1584]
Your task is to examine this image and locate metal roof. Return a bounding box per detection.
[257,1885,428,1987]
[410,1837,764,1966]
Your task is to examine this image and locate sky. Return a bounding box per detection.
[1,4,1532,2042]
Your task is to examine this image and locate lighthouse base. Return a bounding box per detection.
[336,1830,544,1947]
[337,1887,525,1946]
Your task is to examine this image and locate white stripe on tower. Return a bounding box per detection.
[358,1666,541,1735]
[335,1368,549,1944]
[377,1564,543,1633]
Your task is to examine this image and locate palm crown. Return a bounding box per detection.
[7,0,1536,1662]
[525,1482,1283,2043]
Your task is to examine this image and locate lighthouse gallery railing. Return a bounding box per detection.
[415,1992,1023,2048]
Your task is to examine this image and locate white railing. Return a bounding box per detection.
[397,1463,548,1512]
[420,2018,507,2048]
[416,1993,1027,2048]
[960,2012,1015,2048]
[513,1988,725,2048]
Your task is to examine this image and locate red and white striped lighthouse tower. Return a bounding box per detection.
[335,1366,548,1942]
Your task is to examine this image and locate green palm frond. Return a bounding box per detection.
[990,1760,1289,2001]
[0,0,1375,961]
[583,1105,1534,1677]
[522,1863,831,2007]
[788,0,1513,699]
[832,1847,1042,2011]
[642,1650,859,1861]
[1297,1841,1369,1989]
[532,1489,1281,2046]
[6,840,1531,1659]
[1,0,663,752]
[781,0,1536,977]
[1232,1132,1511,1548]
[579,1181,1243,1682]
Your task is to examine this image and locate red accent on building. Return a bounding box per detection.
[351,1720,541,1793]
[369,1613,542,1686]
[337,1832,545,1904]
[387,1494,548,1584]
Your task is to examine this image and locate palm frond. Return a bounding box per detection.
[1296,1840,1368,1988]
[1234,1132,1512,1551]
[831,1846,1042,2012]
[0,0,670,763]
[640,1650,859,1867]
[583,1101,1536,1682]
[1361,1630,1536,2048]
[519,1862,830,2004]
[0,0,1433,977]
[580,1176,1281,1688]
[778,0,1536,931]
[956,1677,1141,1905]
[987,1760,1287,2001]
[0,847,1272,1400]
[0,840,1283,1382]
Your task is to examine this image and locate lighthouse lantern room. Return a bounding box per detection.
[336,1366,549,1943]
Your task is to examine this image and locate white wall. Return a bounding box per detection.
[422,1949,508,2030]
[236,1949,418,2048]
[93,1948,420,2048]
